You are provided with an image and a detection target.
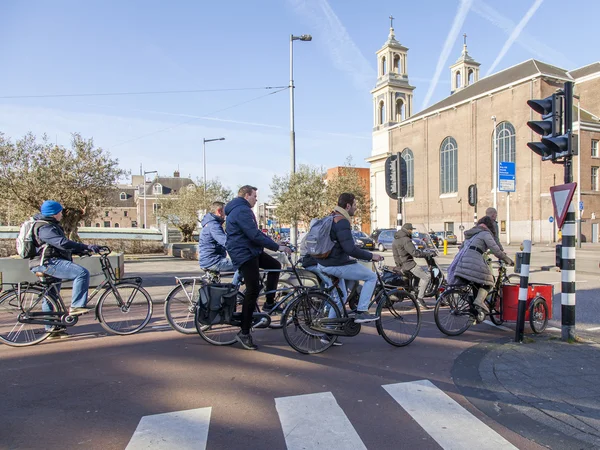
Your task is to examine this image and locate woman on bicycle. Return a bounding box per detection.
[447,216,514,316]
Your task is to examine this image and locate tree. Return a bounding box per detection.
[156,179,232,242]
[270,164,327,227]
[325,157,371,228]
[0,132,126,239]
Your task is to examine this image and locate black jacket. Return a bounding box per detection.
[29,214,89,268]
[318,212,373,267]
[392,227,424,272]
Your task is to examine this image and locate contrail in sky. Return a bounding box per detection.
[421,0,474,110]
[485,0,544,76]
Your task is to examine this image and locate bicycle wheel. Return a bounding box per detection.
[97,283,153,335]
[488,291,504,326]
[529,297,548,334]
[282,291,341,355]
[434,288,473,336]
[164,283,198,334]
[267,280,296,329]
[0,287,59,347]
[194,296,242,345]
[376,289,421,347]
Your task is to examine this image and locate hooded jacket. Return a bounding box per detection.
[198,213,228,268]
[392,225,424,272]
[452,225,511,286]
[224,197,279,267]
[29,214,89,269]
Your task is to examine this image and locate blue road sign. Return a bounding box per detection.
[549,216,554,223]
[498,161,516,192]
[579,201,584,211]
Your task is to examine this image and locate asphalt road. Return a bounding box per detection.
[1,248,598,449]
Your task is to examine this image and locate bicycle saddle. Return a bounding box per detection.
[34,272,61,284]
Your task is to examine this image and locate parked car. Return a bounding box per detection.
[411,232,427,250]
[352,230,375,249]
[375,228,396,251]
[445,231,458,245]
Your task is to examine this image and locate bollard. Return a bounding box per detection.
[561,203,576,341]
[515,240,532,342]
[443,239,448,255]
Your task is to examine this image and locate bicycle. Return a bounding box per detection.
[281,260,422,354]
[0,246,153,347]
[193,251,317,345]
[434,259,522,336]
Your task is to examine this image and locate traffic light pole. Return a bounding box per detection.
[561,81,576,341]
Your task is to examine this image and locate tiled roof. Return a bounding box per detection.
[569,62,600,80]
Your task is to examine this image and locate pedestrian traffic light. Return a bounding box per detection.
[527,92,562,161]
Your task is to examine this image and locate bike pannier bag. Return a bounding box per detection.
[196,283,238,325]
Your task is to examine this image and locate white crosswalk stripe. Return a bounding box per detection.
[275,392,367,450]
[126,407,211,450]
[125,380,518,449]
[383,380,517,449]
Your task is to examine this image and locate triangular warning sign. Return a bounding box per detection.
[550,182,577,229]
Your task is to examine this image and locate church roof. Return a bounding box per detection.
[408,59,571,121]
[568,62,600,79]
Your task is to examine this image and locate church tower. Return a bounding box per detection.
[450,34,480,94]
[371,16,416,131]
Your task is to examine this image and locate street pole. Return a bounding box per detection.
[458,198,463,241]
[561,81,576,342]
[202,138,225,197]
[396,152,402,229]
[492,116,497,209]
[576,97,582,249]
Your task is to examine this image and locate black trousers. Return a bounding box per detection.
[238,252,281,334]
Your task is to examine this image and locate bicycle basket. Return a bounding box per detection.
[197,283,239,325]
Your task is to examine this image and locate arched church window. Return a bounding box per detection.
[440,137,458,194]
[468,69,474,85]
[455,71,461,88]
[393,55,401,73]
[381,56,387,75]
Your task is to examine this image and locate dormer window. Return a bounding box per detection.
[153,183,162,195]
[119,192,127,201]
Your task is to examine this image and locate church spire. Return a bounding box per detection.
[450,33,481,94]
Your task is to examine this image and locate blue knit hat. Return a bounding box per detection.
[40,200,64,216]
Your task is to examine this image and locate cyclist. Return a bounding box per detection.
[198,201,239,285]
[29,200,101,338]
[392,223,432,310]
[225,185,291,350]
[448,216,514,316]
[317,193,383,323]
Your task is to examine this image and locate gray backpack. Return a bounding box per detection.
[299,214,340,259]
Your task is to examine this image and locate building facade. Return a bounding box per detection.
[369,25,600,244]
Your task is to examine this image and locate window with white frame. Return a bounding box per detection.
[440,137,458,194]
[592,167,599,191]
[153,183,162,195]
[401,148,414,198]
[592,139,598,157]
[496,121,516,163]
[119,192,127,201]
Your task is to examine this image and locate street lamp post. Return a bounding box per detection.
[289,33,312,245]
[202,137,225,195]
[458,197,464,242]
[142,169,158,229]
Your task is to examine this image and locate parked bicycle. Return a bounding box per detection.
[434,259,522,336]
[281,260,422,354]
[0,247,153,347]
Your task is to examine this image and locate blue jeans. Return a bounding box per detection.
[304,265,344,318]
[318,262,377,312]
[30,258,90,310]
[203,258,240,285]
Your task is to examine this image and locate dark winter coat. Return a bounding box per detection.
[224,197,279,267]
[198,213,228,268]
[318,210,373,267]
[392,226,424,272]
[452,225,511,286]
[29,214,89,269]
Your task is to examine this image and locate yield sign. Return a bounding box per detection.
[550,182,577,229]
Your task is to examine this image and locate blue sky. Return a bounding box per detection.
[0,0,595,201]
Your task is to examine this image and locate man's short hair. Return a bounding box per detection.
[485,207,497,217]
[238,185,257,197]
[210,201,225,213]
[337,193,356,209]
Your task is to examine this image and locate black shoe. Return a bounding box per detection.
[236,331,258,350]
[262,302,277,313]
[418,299,431,310]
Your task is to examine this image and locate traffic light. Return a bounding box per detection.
[384,154,407,200]
[527,81,574,162]
[468,184,477,207]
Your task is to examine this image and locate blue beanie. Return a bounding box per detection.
[41,200,64,216]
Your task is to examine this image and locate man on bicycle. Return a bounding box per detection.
[225,185,292,350]
[29,201,100,338]
[199,201,239,285]
[317,193,383,323]
[392,223,432,310]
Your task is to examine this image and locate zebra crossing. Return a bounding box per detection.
[125,379,518,449]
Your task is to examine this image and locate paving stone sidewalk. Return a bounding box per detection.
[479,335,600,448]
